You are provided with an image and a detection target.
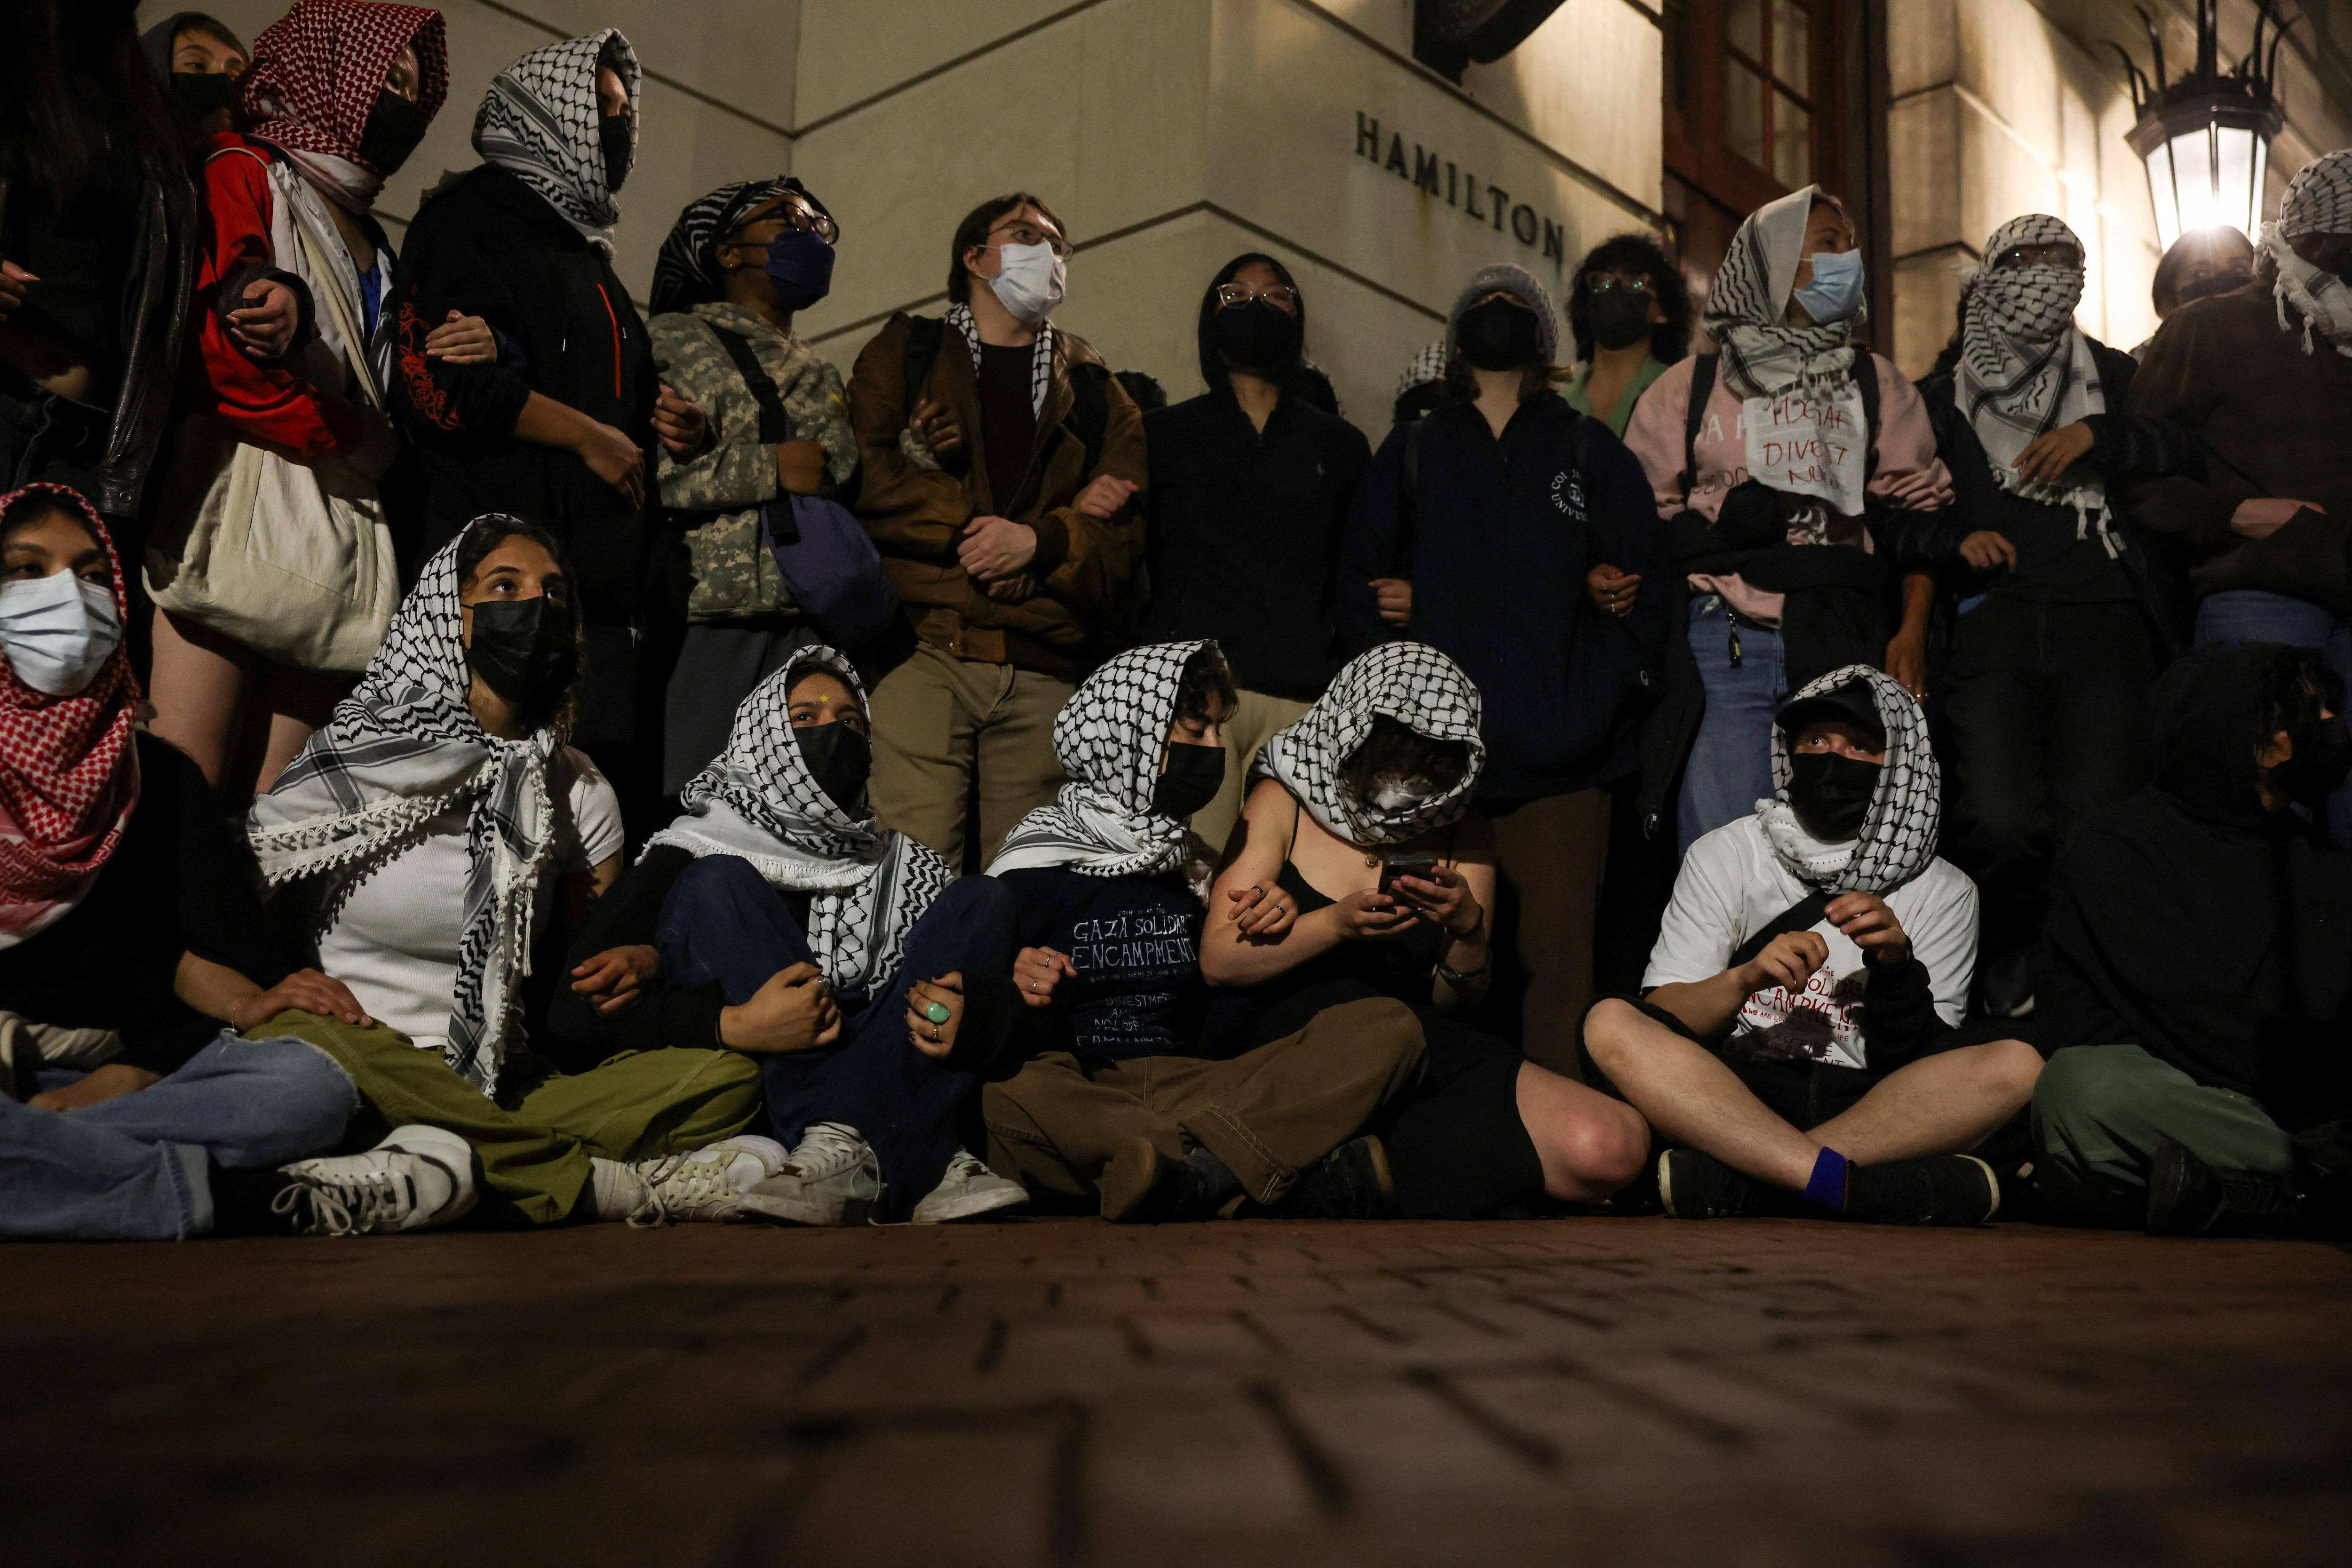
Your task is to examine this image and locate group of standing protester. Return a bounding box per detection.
[1,0,2346,1247]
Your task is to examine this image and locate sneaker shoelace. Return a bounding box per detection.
[786,1124,867,1182]
[272,1170,408,1236]
[939,1148,989,1185]
[621,1150,745,1229]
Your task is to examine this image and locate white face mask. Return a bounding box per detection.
[988,240,1067,325]
[0,572,121,696]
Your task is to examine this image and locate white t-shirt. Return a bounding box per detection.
[311,748,625,1052]
[1641,814,1978,1071]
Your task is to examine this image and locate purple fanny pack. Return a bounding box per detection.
[762,493,900,650]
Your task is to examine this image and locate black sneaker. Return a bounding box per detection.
[1098,1138,1238,1224]
[1843,1154,2000,1226]
[1656,1148,1768,1219]
[1273,1137,1397,1219]
[2145,1139,2302,1238]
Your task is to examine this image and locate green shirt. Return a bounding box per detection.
[1565,355,1671,438]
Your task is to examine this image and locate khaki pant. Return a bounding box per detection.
[250,1013,764,1226]
[1191,687,1313,858]
[982,996,1426,1211]
[868,641,1073,869]
[1489,788,1612,1079]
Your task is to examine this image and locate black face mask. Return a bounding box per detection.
[1455,297,1543,371]
[2174,269,2250,306]
[795,720,872,814]
[356,89,430,176]
[169,71,238,125]
[1212,298,1303,373]
[1152,740,1226,820]
[600,115,633,192]
[2270,714,2352,811]
[1787,751,1880,841]
[466,596,577,711]
[1585,288,1652,352]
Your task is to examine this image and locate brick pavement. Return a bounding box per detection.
[6,1218,2348,1567]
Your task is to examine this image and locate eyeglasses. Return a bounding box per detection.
[988,221,1072,259]
[1994,244,2081,271]
[774,197,839,246]
[1586,274,1654,296]
[1215,282,1300,310]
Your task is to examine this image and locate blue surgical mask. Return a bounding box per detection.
[1792,247,1866,325]
[764,228,836,312]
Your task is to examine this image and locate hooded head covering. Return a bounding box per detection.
[1955,214,2114,545]
[2037,644,2352,1105]
[1255,643,1486,849]
[249,517,570,1095]
[1446,263,1560,365]
[474,29,640,255]
[1757,663,1941,893]
[240,0,447,208]
[649,176,832,316]
[1704,184,1860,403]
[140,11,246,87]
[646,649,952,995]
[991,641,1216,880]
[0,485,140,948]
[2260,151,2352,358]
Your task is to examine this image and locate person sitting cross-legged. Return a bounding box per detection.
[981,640,1429,1223]
[556,647,1028,1226]
[2027,643,2352,1237]
[1581,665,2041,1225]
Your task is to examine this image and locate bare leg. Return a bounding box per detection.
[1581,998,1820,1190]
[1515,1060,1648,1201]
[250,664,355,796]
[1809,1039,2042,1166]
[147,608,254,790]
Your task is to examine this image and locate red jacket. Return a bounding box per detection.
[183,134,363,458]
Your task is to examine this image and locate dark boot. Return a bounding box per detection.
[1270,1137,1397,1219]
[2145,1140,2303,1238]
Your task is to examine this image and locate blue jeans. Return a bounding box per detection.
[2196,589,2352,845]
[655,856,1018,1218]
[1678,594,1790,853]
[0,1035,357,1241]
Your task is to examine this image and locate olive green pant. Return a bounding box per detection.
[250,1013,764,1226]
[2030,1043,2295,1229]
[1189,687,1313,858]
[982,996,1427,1212]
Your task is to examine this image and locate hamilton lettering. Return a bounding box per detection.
[1353,110,1570,271]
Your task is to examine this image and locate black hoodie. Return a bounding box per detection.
[2033,644,2352,1116]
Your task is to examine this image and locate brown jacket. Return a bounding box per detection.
[2124,281,2352,618]
[849,312,1147,678]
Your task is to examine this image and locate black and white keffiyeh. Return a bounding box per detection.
[1255,643,1486,849]
[474,29,639,256]
[991,641,1213,879]
[945,301,1056,417]
[2262,151,2352,358]
[649,177,791,317]
[1704,183,1860,404]
[645,648,951,996]
[1758,664,1941,895]
[1957,214,2112,544]
[1395,337,1447,399]
[248,519,563,1095]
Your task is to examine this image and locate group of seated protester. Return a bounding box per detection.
[1,482,2345,1242]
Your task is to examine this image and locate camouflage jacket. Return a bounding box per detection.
[652,302,858,623]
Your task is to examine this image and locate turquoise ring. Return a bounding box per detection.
[924,1001,953,1025]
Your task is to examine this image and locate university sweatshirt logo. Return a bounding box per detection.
[1550,470,1586,519]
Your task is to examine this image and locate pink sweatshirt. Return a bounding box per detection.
[1621,353,1953,626]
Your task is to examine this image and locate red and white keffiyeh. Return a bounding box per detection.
[240,0,448,207]
[0,486,141,947]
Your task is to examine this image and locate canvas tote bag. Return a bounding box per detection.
[145,151,398,673]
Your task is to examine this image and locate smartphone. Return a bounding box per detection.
[1377,854,1440,895]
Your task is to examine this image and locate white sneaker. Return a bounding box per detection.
[274,1124,477,1236]
[910,1147,1028,1224]
[608,1136,790,1227]
[737,1122,882,1226]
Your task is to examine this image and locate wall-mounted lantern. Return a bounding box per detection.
[2110,0,2292,249]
